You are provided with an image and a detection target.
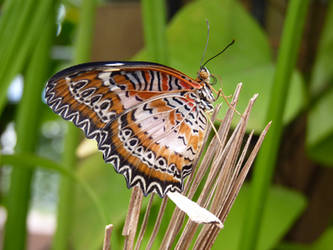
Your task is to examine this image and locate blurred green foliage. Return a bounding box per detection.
[52,0,97,249]
[306,2,333,166]
[135,0,305,132]
[0,0,332,250]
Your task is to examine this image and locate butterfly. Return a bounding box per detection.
[45,61,217,198]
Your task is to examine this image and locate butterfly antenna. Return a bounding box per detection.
[200,19,210,69]
[201,39,235,68]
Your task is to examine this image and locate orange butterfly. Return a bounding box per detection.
[45,61,216,197]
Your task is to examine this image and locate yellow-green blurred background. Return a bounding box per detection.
[0,0,332,249]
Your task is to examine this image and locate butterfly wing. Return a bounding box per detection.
[45,61,208,197]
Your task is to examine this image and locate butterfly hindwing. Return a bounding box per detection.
[45,61,209,197]
[102,94,208,196]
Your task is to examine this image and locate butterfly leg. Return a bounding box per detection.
[212,74,242,117]
[218,88,242,117]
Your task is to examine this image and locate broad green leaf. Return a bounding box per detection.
[135,0,305,132]
[0,153,107,227]
[71,153,132,250]
[307,1,333,167]
[212,184,306,250]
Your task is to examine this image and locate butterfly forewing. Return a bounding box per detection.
[45,61,208,197]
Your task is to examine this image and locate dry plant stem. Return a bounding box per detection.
[204,123,271,249]
[176,111,245,248]
[220,121,272,223]
[146,197,168,250]
[204,130,254,224]
[122,186,143,250]
[177,93,258,249]
[103,224,113,250]
[194,95,259,248]
[211,94,258,212]
[193,121,272,249]
[192,132,254,250]
[159,206,184,248]
[218,130,254,211]
[199,122,241,206]
[166,84,243,249]
[134,194,155,250]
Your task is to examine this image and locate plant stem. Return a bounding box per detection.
[51,0,97,249]
[239,1,310,250]
[141,0,168,64]
[0,0,53,116]
[2,9,56,250]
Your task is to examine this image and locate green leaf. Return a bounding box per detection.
[134,0,305,132]
[0,153,107,227]
[212,184,307,250]
[306,1,333,167]
[310,226,333,250]
[276,226,333,250]
[71,153,132,250]
[307,89,333,166]
[275,242,311,250]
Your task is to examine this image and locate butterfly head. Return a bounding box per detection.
[198,66,211,84]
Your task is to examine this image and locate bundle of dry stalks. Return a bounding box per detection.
[103,83,271,250]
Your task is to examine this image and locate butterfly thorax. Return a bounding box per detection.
[195,67,215,111]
